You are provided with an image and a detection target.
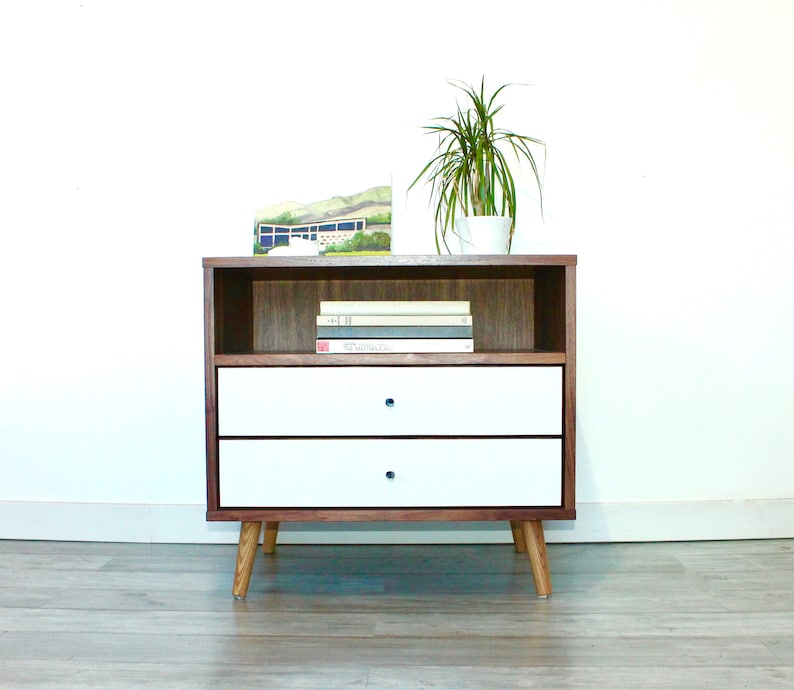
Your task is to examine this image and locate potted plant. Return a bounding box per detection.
[410,78,545,254]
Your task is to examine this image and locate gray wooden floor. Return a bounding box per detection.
[0,538,792,688]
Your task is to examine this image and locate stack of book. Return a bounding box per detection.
[315,300,473,354]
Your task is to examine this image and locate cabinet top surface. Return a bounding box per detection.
[203,254,577,269]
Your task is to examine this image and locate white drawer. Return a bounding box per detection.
[219,438,562,508]
[217,366,562,437]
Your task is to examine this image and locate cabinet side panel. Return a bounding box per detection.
[204,267,216,366]
[204,268,219,512]
[562,265,576,511]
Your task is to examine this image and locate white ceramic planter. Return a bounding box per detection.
[454,216,512,254]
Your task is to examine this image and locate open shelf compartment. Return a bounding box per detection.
[204,256,575,359]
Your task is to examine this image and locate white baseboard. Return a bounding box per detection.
[0,499,792,544]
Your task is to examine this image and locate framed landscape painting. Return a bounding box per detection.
[253,185,391,256]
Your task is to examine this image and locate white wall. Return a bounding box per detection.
[1,0,792,543]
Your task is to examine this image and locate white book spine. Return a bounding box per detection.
[316,338,474,354]
[316,314,473,326]
[319,300,471,316]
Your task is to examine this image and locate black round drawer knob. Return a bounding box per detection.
[385,471,396,480]
[385,398,395,408]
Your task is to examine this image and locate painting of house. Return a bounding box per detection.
[254,186,391,255]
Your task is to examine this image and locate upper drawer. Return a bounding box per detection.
[217,366,562,437]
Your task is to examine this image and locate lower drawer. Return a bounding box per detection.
[219,438,561,508]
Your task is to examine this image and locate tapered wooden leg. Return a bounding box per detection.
[262,521,280,554]
[521,520,552,597]
[232,521,262,599]
[509,520,526,553]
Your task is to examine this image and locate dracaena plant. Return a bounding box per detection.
[410,78,545,253]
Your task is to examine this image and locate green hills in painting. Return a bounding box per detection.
[255,185,391,226]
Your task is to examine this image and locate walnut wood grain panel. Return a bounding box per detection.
[251,275,535,353]
[214,268,253,354]
[204,255,578,529]
[207,507,576,522]
[252,279,319,352]
[203,268,220,511]
[468,278,534,351]
[252,276,458,353]
[214,352,566,366]
[203,254,577,269]
[562,265,577,512]
[207,258,576,355]
[532,266,566,353]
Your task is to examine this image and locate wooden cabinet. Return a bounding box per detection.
[203,255,576,598]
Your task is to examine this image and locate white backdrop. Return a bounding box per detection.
[1,0,792,543]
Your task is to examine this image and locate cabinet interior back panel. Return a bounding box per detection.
[251,278,535,353]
